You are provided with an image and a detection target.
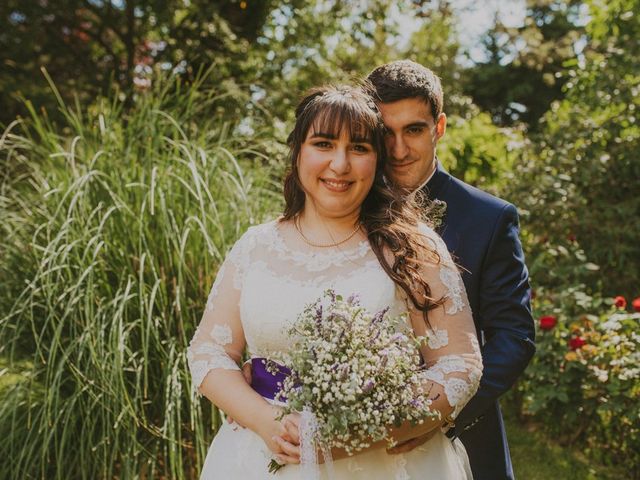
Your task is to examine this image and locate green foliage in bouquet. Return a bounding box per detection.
[0,72,283,479]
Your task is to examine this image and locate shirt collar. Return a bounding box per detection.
[422,159,451,199]
[415,163,438,192]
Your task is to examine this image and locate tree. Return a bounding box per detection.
[507,0,640,298]
[463,0,587,130]
[0,0,276,126]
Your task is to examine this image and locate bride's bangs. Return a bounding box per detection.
[283,84,386,220]
[306,96,378,145]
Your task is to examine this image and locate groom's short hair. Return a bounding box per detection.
[367,60,444,120]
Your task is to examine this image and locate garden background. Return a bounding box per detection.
[0,0,638,478]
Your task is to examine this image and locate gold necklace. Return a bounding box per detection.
[294,216,362,248]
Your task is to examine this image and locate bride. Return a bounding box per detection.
[187,85,482,479]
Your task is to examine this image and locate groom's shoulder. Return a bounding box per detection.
[446,174,514,216]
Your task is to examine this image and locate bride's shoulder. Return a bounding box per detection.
[415,221,451,262]
[248,218,282,237]
[232,218,281,249]
[416,221,437,236]
[416,221,441,245]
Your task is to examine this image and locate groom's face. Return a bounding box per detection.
[377,98,446,190]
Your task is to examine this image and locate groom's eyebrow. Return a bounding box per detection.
[383,121,429,135]
[404,121,429,129]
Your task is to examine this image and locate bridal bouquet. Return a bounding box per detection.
[268,290,437,474]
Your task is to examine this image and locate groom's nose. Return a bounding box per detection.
[388,135,409,161]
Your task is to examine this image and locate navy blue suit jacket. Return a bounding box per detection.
[424,163,535,480]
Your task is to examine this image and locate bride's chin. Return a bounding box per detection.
[303,200,363,220]
[316,207,362,222]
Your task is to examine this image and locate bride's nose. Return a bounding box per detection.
[329,147,351,175]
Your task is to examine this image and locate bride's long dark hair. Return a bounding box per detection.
[281,84,444,322]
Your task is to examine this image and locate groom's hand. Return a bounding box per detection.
[386,429,438,454]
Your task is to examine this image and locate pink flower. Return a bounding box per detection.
[539,315,557,331]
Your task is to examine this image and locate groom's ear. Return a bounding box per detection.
[435,113,447,141]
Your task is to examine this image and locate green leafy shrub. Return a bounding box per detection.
[515,288,640,477]
[439,106,523,192]
[505,0,640,299]
[504,4,640,473]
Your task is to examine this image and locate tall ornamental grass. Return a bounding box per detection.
[0,73,284,479]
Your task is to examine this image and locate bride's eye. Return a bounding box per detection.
[313,141,332,149]
[352,144,371,153]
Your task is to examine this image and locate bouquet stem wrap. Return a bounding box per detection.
[300,408,334,479]
[250,358,335,477]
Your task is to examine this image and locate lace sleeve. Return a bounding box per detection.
[187,231,251,394]
[412,224,483,419]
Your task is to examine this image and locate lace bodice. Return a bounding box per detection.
[187,219,482,419]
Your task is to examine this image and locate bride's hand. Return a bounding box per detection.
[271,413,301,465]
[282,413,300,444]
[256,407,300,464]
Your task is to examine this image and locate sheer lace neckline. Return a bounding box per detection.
[257,219,372,270]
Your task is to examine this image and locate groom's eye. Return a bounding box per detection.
[406,126,425,135]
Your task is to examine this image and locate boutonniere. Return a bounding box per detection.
[428,199,447,229]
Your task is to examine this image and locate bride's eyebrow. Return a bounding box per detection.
[350,135,373,144]
[309,132,373,144]
[309,132,338,139]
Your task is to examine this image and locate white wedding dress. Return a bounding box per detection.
[187,219,482,479]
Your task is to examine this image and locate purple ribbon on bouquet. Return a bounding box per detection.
[250,358,334,479]
[249,357,291,401]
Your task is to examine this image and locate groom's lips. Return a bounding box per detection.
[389,160,417,169]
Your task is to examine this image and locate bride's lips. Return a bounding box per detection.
[320,178,354,192]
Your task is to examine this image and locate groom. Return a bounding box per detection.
[367,60,535,480]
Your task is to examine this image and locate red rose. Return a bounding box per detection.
[633,297,640,313]
[539,315,557,331]
[614,296,627,309]
[569,337,587,350]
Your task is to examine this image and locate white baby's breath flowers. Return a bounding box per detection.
[274,290,438,455]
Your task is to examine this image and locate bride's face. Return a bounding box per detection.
[298,125,377,220]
